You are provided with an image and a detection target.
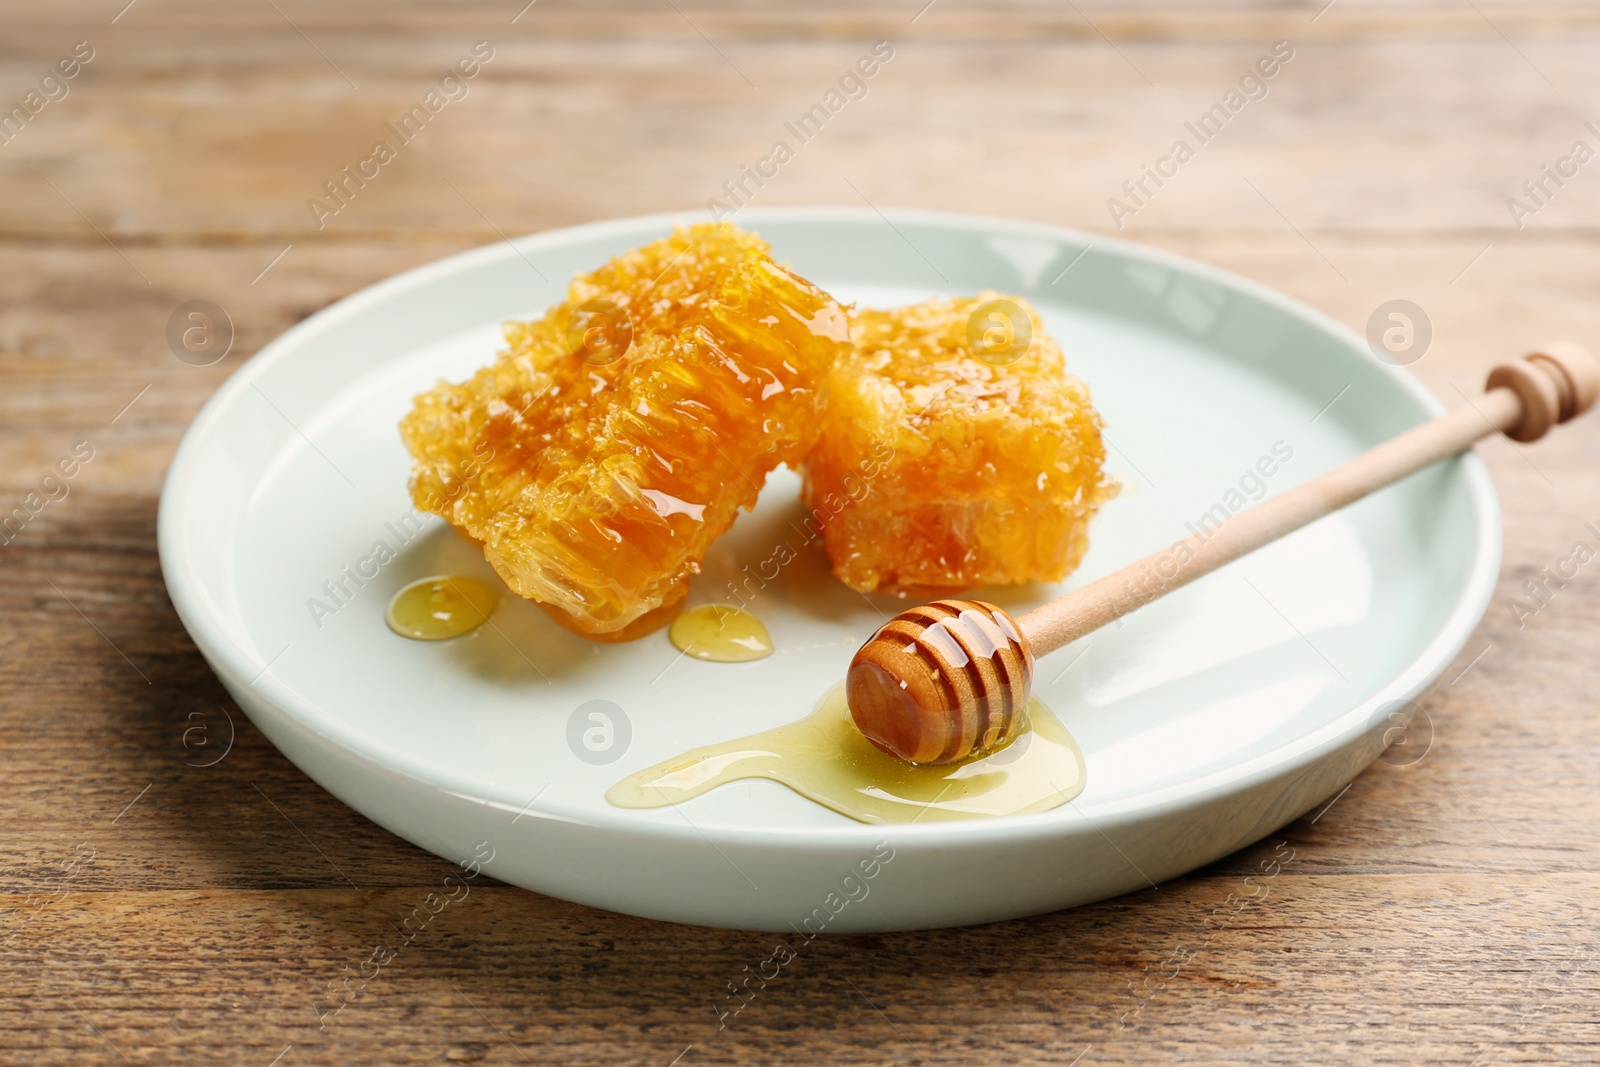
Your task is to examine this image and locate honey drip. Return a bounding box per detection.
[607,683,1085,824]
[386,576,497,641]
[668,604,774,662]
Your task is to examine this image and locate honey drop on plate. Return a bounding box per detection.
[668,604,773,662]
[386,576,497,641]
[606,683,1086,824]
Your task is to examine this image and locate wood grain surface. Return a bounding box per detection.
[4,2,1600,1064]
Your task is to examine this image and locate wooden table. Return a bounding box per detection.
[5,2,1599,1063]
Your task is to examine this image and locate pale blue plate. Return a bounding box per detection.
[159,208,1497,930]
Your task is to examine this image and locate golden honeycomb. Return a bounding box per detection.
[400,223,849,638]
[801,293,1113,593]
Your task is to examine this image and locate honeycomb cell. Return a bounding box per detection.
[400,223,850,638]
[801,292,1113,593]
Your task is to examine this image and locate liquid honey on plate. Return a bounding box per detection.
[668,604,773,662]
[606,683,1086,824]
[386,576,497,641]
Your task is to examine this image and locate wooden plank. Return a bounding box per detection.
[0,6,1597,239]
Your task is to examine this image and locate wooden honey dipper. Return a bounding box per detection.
[847,344,1600,764]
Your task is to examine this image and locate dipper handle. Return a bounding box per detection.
[1014,343,1598,657]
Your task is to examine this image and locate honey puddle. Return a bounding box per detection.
[607,683,1086,824]
[386,576,497,641]
[668,604,773,662]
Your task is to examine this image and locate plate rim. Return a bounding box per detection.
[157,204,1501,848]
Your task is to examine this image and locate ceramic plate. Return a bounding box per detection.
[159,208,1498,931]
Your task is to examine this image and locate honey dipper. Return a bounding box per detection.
[846,345,1600,765]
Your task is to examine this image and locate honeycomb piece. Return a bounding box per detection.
[801,293,1113,593]
[400,223,849,638]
